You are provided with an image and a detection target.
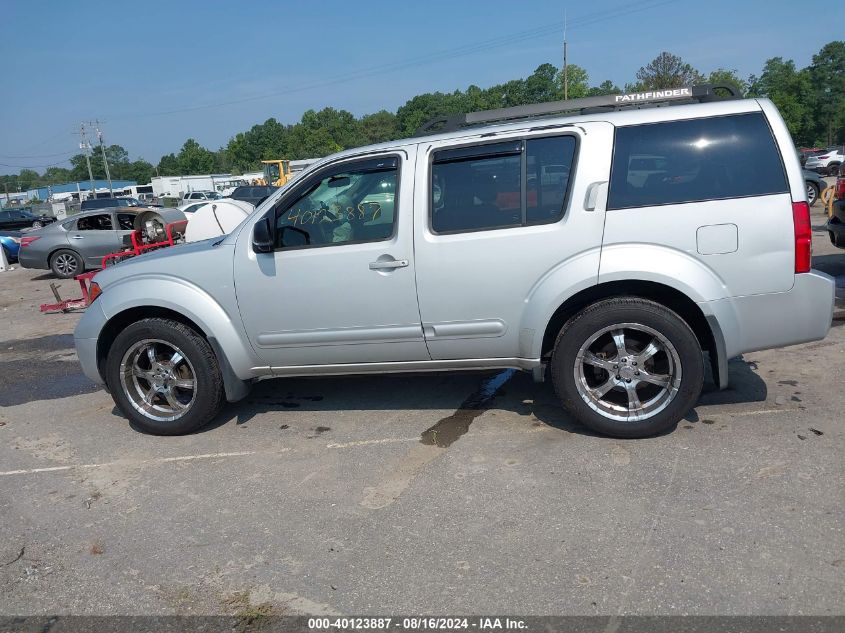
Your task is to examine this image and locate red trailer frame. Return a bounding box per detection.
[39,220,188,313]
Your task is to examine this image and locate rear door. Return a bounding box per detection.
[413,123,614,360]
[68,212,122,267]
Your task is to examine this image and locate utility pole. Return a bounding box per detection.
[562,9,568,100]
[92,120,113,197]
[79,123,96,200]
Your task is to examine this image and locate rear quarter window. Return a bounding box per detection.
[608,112,788,209]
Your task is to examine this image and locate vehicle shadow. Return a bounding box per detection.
[812,253,845,278]
[197,355,768,437]
[0,334,99,407]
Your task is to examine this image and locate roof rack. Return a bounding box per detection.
[416,83,741,136]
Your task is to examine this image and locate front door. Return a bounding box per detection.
[234,149,429,369]
[413,123,614,360]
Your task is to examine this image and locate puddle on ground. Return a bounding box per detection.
[420,369,516,448]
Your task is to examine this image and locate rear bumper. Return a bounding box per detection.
[700,271,835,374]
[17,248,47,270]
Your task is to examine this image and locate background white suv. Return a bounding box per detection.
[805,146,844,175]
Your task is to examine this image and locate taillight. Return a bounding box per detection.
[792,201,811,274]
[818,155,830,160]
[837,177,845,200]
[20,236,40,247]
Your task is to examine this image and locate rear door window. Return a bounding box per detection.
[431,135,576,233]
[608,112,788,209]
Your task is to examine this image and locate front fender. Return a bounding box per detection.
[95,274,263,380]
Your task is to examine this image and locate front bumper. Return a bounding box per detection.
[73,300,109,386]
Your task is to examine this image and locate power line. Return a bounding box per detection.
[110,0,678,121]
[0,150,75,159]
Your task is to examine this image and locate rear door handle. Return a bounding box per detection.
[71,235,85,240]
[369,259,408,270]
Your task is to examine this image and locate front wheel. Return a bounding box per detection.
[32,220,43,229]
[105,318,225,435]
[551,297,704,438]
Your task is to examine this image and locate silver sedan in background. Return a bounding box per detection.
[17,208,143,278]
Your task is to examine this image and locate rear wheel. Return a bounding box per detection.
[551,297,704,438]
[50,249,82,279]
[105,318,225,435]
[32,220,43,229]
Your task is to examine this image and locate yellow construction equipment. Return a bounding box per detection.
[259,160,293,187]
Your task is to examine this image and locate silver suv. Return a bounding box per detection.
[74,86,835,438]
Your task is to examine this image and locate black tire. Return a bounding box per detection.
[550,297,704,439]
[105,318,225,435]
[807,181,819,207]
[2,245,13,264]
[49,249,83,279]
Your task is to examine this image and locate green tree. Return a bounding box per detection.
[707,68,748,95]
[587,80,621,97]
[360,110,399,145]
[558,64,589,99]
[17,169,40,190]
[395,91,467,137]
[809,41,845,145]
[126,160,155,185]
[176,139,217,174]
[157,153,180,176]
[636,52,703,89]
[748,57,814,143]
[42,166,72,184]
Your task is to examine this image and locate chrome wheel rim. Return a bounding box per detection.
[33,221,43,228]
[119,339,197,422]
[574,322,682,422]
[54,253,77,275]
[807,183,816,205]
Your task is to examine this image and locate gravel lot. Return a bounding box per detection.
[1,203,843,617]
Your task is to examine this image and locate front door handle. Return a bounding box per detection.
[369,259,408,270]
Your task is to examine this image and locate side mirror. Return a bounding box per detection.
[252,216,274,253]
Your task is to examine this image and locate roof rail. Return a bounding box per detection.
[416,83,741,135]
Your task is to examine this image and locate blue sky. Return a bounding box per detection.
[1,0,841,172]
